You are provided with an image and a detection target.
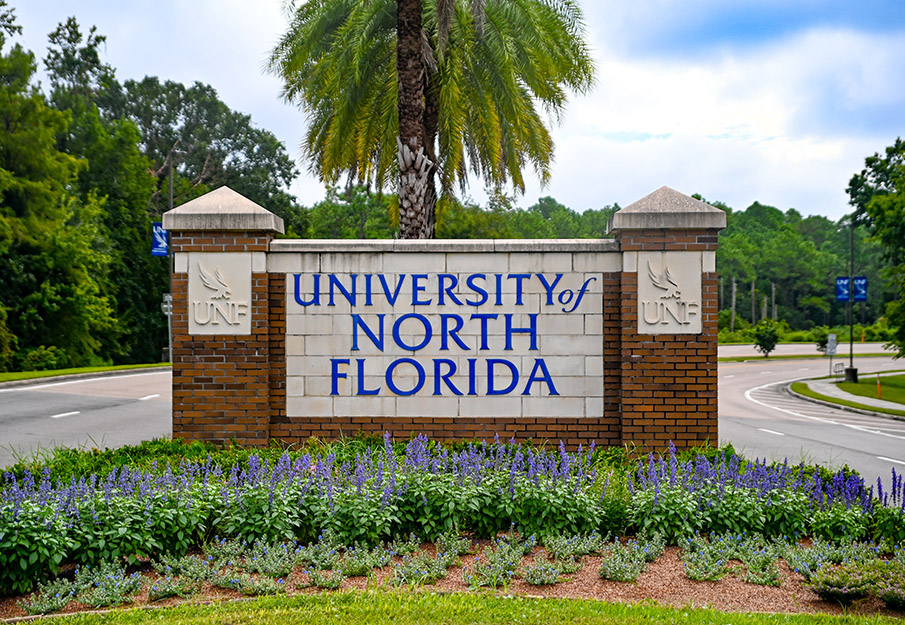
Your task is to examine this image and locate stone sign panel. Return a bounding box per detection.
[187,252,253,335]
[276,248,619,420]
[636,251,704,334]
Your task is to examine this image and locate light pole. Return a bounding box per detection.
[845,217,858,383]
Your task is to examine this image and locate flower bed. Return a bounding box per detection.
[1,435,904,599]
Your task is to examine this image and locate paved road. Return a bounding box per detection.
[2,353,905,490]
[0,371,172,469]
[719,342,894,358]
[719,355,905,488]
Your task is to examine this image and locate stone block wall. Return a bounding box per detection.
[164,186,725,451]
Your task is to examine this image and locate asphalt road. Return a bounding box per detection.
[0,371,172,468]
[719,355,904,488]
[1,351,904,489]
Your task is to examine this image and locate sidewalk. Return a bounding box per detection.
[804,375,905,414]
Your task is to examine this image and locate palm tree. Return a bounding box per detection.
[269,0,594,239]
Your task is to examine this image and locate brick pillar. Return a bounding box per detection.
[162,187,284,446]
[607,187,726,451]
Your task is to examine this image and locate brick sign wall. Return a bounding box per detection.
[164,186,725,451]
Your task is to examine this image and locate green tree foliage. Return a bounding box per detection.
[847,138,905,356]
[753,319,780,357]
[268,0,595,238]
[0,6,120,370]
[307,187,395,239]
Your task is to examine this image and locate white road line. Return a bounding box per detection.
[798,368,811,371]
[138,394,160,401]
[878,456,905,467]
[760,371,772,374]
[0,370,169,393]
[723,375,735,378]
[745,380,905,442]
[758,428,785,436]
[50,411,80,419]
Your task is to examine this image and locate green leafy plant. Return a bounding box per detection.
[73,562,143,608]
[243,539,299,578]
[463,537,524,589]
[305,569,346,590]
[435,527,473,557]
[681,535,732,582]
[147,576,201,601]
[543,531,607,561]
[807,561,881,605]
[523,553,563,585]
[392,551,449,586]
[296,530,342,570]
[630,486,702,545]
[874,560,905,610]
[0,502,73,594]
[597,540,648,582]
[810,505,867,542]
[337,544,393,577]
[17,577,75,614]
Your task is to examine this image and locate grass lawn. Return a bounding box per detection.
[838,373,905,407]
[0,363,168,383]
[789,381,905,418]
[41,590,905,625]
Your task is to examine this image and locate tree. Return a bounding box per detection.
[848,139,905,356]
[0,5,120,369]
[753,319,780,357]
[269,0,595,238]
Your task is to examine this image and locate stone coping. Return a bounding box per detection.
[269,239,621,253]
[608,186,727,233]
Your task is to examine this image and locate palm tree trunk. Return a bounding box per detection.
[396,0,433,239]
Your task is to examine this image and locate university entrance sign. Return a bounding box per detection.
[163,185,725,451]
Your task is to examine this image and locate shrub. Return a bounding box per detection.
[597,539,647,582]
[807,561,881,605]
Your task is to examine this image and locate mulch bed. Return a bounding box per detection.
[0,545,899,621]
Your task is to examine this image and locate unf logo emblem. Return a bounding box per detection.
[637,252,702,334]
[188,253,252,335]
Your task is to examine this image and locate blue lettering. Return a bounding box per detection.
[379,274,406,305]
[508,274,531,305]
[293,273,320,307]
[468,358,477,395]
[328,274,357,306]
[356,359,380,395]
[412,274,432,305]
[331,358,350,395]
[393,313,432,351]
[561,276,598,313]
[487,359,518,395]
[537,273,564,306]
[504,314,538,350]
[470,314,498,350]
[522,359,559,395]
[386,358,425,396]
[433,359,463,396]
[364,274,374,306]
[351,314,385,351]
[465,274,488,306]
[438,274,464,305]
[494,274,504,305]
[440,314,469,350]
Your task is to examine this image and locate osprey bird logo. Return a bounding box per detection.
[647,261,681,299]
[198,262,231,299]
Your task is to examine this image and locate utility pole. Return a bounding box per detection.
[845,219,857,382]
[166,156,174,364]
[771,282,776,321]
[731,279,737,332]
[751,279,756,324]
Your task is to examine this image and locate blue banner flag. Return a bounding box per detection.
[835,276,850,302]
[152,222,169,257]
[853,276,868,302]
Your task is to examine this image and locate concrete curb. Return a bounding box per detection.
[0,366,171,390]
[784,382,905,423]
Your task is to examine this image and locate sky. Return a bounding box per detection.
[13,0,905,220]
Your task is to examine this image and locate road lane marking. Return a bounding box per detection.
[745,380,905,442]
[878,456,905,466]
[760,371,772,374]
[0,370,170,393]
[798,368,811,371]
[723,375,735,378]
[50,411,80,419]
[138,394,160,401]
[758,428,785,436]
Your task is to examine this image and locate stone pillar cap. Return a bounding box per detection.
[607,186,726,233]
[162,186,285,233]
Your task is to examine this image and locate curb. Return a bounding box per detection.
[784,383,905,423]
[0,366,171,390]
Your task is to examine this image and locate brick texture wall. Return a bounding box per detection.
[171,232,275,446]
[616,229,719,451]
[171,232,719,451]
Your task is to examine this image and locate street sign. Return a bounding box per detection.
[152,222,169,257]
[160,293,173,316]
[826,333,837,356]
[853,276,868,302]
[835,277,850,302]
